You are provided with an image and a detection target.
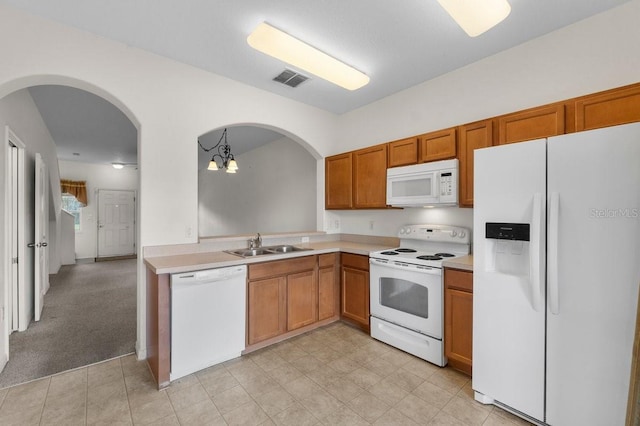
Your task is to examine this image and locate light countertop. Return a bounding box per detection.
[144,240,394,275]
[442,254,474,272]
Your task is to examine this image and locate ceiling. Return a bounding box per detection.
[7,0,631,165]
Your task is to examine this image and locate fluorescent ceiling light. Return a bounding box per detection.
[247,22,370,91]
[112,163,124,169]
[437,0,511,37]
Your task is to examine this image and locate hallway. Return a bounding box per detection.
[0,259,137,388]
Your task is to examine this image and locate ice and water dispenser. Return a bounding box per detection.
[484,223,531,277]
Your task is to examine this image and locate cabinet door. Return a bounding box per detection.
[318,265,338,321]
[341,266,370,330]
[353,144,388,208]
[574,83,640,131]
[388,137,418,168]
[444,287,473,376]
[497,104,565,145]
[419,128,456,163]
[458,119,494,207]
[248,277,286,345]
[325,153,353,209]
[287,270,317,331]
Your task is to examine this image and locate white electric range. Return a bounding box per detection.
[369,224,470,366]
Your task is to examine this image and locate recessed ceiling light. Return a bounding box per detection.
[112,163,124,169]
[247,22,370,91]
[437,0,511,37]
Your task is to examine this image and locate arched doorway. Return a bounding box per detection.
[0,77,141,387]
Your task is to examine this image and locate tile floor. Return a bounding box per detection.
[0,322,533,425]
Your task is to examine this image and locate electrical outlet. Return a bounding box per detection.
[369,221,374,230]
[334,220,340,229]
[301,236,309,243]
[185,226,192,238]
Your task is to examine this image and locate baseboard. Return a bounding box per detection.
[135,341,146,360]
[96,255,137,262]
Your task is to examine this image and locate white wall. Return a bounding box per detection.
[199,137,317,237]
[328,0,640,238]
[0,0,638,359]
[59,210,75,265]
[0,4,337,357]
[58,160,138,259]
[0,89,61,328]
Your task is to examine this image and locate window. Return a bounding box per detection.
[61,194,82,231]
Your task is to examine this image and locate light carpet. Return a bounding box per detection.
[0,258,137,388]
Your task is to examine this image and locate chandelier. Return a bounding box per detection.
[198,128,239,173]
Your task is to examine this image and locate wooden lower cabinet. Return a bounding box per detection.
[341,253,370,331]
[247,254,340,348]
[287,270,317,331]
[444,268,473,375]
[248,276,287,345]
[318,253,339,321]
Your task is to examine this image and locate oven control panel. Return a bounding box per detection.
[398,224,470,243]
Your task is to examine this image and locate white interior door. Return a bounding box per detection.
[33,153,48,322]
[97,190,135,258]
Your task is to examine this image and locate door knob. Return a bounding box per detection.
[41,242,48,247]
[27,243,35,248]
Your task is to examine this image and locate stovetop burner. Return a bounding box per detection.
[435,253,455,257]
[416,255,443,261]
[380,251,399,255]
[395,248,417,253]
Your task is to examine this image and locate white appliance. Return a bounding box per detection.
[473,122,640,426]
[370,224,470,366]
[386,159,458,207]
[170,265,247,381]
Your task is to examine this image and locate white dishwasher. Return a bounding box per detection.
[170,264,247,381]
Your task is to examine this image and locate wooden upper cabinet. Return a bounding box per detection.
[353,144,388,209]
[458,119,494,207]
[388,137,418,168]
[325,152,353,209]
[497,103,565,145]
[419,128,457,162]
[573,83,640,132]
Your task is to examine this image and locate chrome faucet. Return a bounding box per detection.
[248,233,262,249]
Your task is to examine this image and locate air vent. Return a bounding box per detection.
[273,69,309,88]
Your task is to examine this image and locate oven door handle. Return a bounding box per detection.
[369,258,441,275]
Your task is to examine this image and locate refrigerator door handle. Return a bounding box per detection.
[549,192,560,315]
[529,193,544,311]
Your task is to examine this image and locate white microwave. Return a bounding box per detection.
[386,159,458,207]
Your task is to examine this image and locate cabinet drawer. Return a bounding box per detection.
[341,253,369,270]
[318,253,338,268]
[445,268,473,292]
[249,255,317,280]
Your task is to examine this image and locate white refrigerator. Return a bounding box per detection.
[473,122,640,425]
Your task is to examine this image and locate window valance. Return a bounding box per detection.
[60,179,87,206]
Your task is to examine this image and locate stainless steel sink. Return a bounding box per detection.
[225,245,311,258]
[265,245,307,254]
[225,248,271,257]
